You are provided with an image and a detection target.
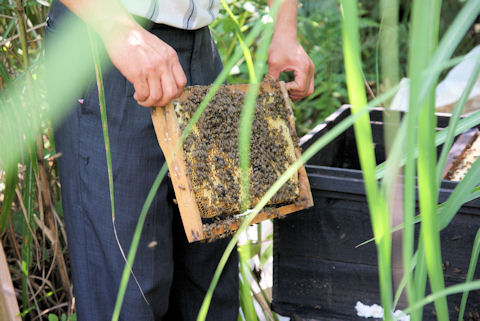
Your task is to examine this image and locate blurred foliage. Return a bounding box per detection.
[211,0,479,135]
[1,0,71,320]
[0,0,479,319]
[211,0,348,135]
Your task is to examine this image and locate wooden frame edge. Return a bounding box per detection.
[151,106,205,242]
[151,81,313,242]
[202,81,314,239]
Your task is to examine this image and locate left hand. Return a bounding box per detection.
[267,39,314,101]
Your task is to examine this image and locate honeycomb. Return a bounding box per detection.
[173,81,300,218]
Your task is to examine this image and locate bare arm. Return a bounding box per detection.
[267,0,314,101]
[60,0,187,107]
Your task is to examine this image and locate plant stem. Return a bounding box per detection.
[341,0,392,319]
[409,0,448,319]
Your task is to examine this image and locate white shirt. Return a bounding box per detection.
[121,0,221,30]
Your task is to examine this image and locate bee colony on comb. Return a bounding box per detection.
[151,80,313,242]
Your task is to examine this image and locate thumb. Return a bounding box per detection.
[285,80,300,91]
[266,64,282,80]
[286,69,306,93]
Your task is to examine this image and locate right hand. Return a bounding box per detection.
[102,24,187,107]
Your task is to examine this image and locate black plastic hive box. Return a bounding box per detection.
[272,106,480,321]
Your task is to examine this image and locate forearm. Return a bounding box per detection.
[58,0,187,107]
[59,0,140,40]
[268,0,298,42]
[266,0,314,100]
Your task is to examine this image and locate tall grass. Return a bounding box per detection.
[0,0,76,319]
[2,0,480,320]
[341,0,480,320]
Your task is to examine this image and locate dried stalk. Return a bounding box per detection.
[15,187,40,252]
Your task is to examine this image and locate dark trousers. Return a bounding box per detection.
[45,2,239,320]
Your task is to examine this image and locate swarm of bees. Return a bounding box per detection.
[174,80,300,218]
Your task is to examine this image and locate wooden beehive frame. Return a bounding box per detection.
[442,128,480,180]
[151,81,313,242]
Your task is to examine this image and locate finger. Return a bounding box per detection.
[288,69,306,91]
[306,61,315,96]
[307,73,314,96]
[172,60,187,95]
[266,60,283,79]
[137,75,163,107]
[289,94,302,102]
[286,67,312,99]
[157,72,178,107]
[133,78,150,102]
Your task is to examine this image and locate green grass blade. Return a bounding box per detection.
[428,53,480,82]
[380,0,400,157]
[239,247,259,321]
[221,0,256,82]
[341,0,392,318]
[239,277,258,321]
[178,13,268,149]
[402,30,418,321]
[0,145,18,235]
[0,58,11,84]
[436,58,480,184]
[112,4,273,318]
[21,161,35,312]
[458,229,480,321]
[260,242,273,266]
[242,252,279,321]
[239,81,261,209]
[397,280,480,319]
[416,0,480,110]
[359,186,480,248]
[196,97,376,321]
[409,0,448,317]
[197,1,284,318]
[412,241,427,321]
[392,251,418,309]
[196,88,404,320]
[86,28,148,319]
[1,15,98,177]
[0,97,20,236]
[438,153,480,230]
[197,78,402,321]
[376,108,480,180]
[111,164,168,321]
[86,29,115,229]
[238,1,277,210]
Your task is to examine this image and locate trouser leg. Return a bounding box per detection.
[163,26,239,321]
[46,2,239,320]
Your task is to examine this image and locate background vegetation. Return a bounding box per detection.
[0,0,479,320]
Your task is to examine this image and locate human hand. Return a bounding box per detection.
[267,38,314,101]
[58,0,186,107]
[101,24,187,107]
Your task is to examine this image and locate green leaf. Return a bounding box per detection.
[239,261,258,321]
[458,229,480,321]
[260,243,272,266]
[436,58,480,185]
[0,107,18,236]
[238,242,261,260]
[359,18,380,28]
[48,314,59,321]
[341,0,392,319]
